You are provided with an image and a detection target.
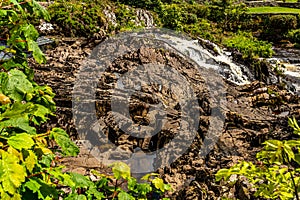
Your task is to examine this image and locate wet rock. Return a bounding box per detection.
[31,36,300,199]
[135,9,155,28]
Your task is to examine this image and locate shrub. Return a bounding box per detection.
[208,0,249,31]
[115,0,163,12]
[0,1,172,199]
[287,28,300,44]
[258,15,298,42]
[159,3,209,31]
[268,15,297,31]
[216,117,300,199]
[223,31,274,59]
[114,3,143,32]
[47,0,107,37]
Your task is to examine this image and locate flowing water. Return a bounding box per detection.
[267,47,300,94]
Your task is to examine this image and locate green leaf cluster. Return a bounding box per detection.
[223,31,274,59]
[0,2,172,199]
[88,162,172,199]
[47,0,107,37]
[216,117,300,199]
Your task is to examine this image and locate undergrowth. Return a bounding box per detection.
[0,1,171,199]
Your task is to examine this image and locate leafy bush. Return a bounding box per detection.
[207,0,249,31]
[115,0,163,12]
[0,1,171,199]
[159,3,209,31]
[287,28,300,44]
[223,31,274,59]
[267,15,297,31]
[113,3,144,32]
[216,117,300,199]
[47,0,107,37]
[261,15,298,41]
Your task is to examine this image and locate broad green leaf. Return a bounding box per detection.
[39,154,54,167]
[111,162,131,180]
[86,187,105,199]
[0,116,36,134]
[48,167,75,189]
[7,133,35,150]
[127,177,137,191]
[34,178,58,199]
[152,178,165,192]
[7,146,22,161]
[0,102,36,119]
[32,104,52,125]
[4,69,33,101]
[27,39,45,64]
[22,24,39,41]
[23,178,41,194]
[136,183,152,196]
[118,191,135,200]
[24,150,36,173]
[49,128,79,156]
[0,10,7,18]
[141,173,159,181]
[69,173,93,188]
[32,0,51,21]
[0,150,26,195]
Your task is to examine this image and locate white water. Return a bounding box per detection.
[156,34,252,85]
[266,57,300,95]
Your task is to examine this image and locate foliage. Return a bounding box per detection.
[207,0,249,31]
[88,162,172,199]
[47,0,107,37]
[257,14,298,42]
[115,0,163,12]
[159,3,209,31]
[223,31,274,59]
[267,15,297,32]
[0,2,172,199]
[0,1,81,199]
[113,3,144,32]
[216,117,300,199]
[287,28,300,45]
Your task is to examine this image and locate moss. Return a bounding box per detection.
[48,0,108,37]
[113,3,145,32]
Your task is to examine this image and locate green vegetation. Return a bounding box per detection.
[0,1,171,199]
[216,117,300,199]
[247,6,300,14]
[223,31,274,58]
[2,0,300,199]
[48,0,107,37]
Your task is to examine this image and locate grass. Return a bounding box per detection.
[247,6,300,14]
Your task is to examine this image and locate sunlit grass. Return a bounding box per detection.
[247,6,300,14]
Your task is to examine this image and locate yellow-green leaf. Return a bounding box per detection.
[49,128,79,156]
[152,178,165,192]
[7,133,35,150]
[0,150,26,194]
[24,150,36,173]
[111,162,131,180]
